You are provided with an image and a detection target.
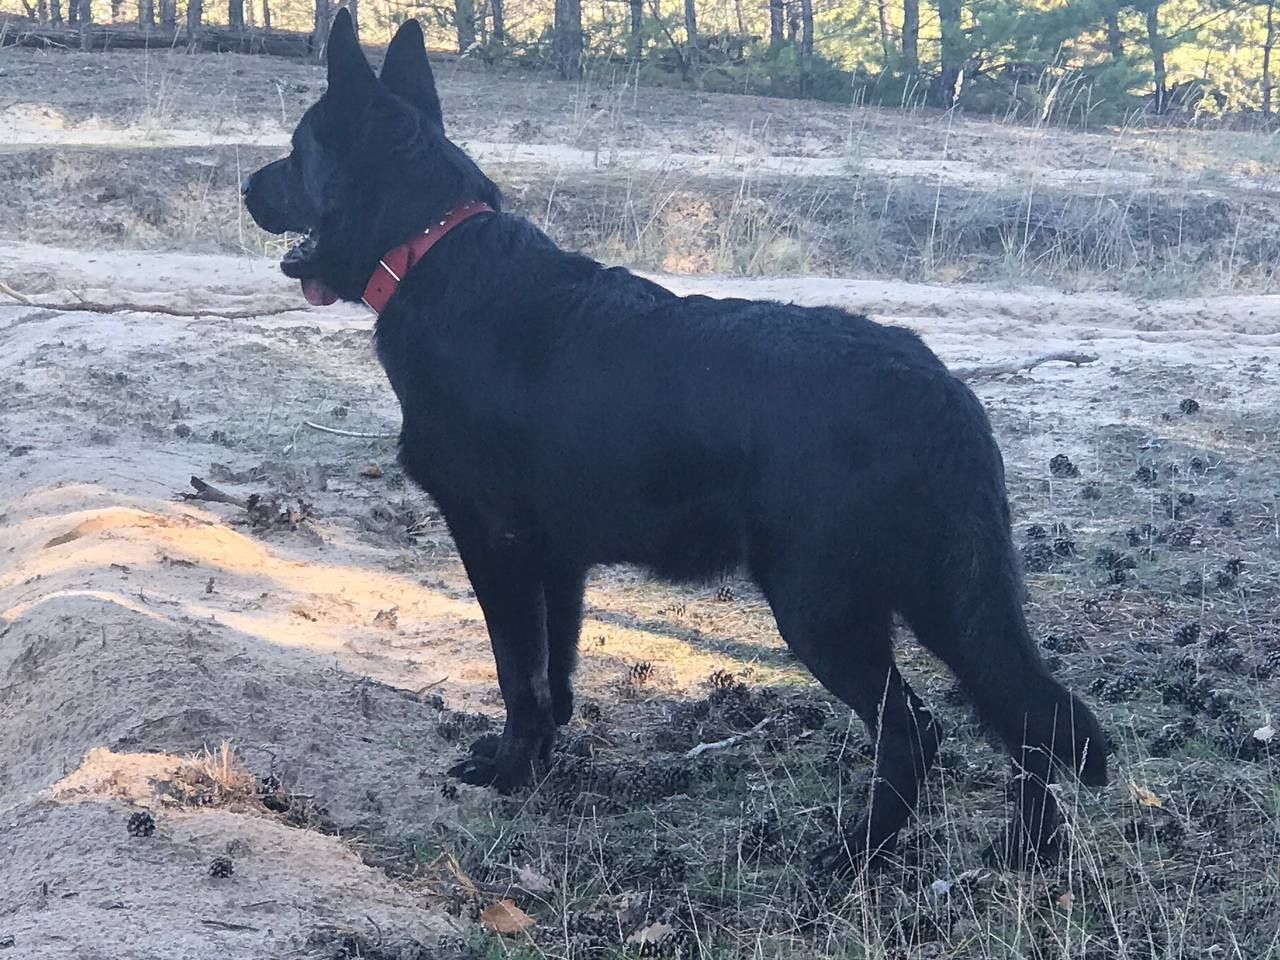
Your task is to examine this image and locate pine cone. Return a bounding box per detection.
[126,811,156,838]
[208,856,234,879]
[1049,454,1079,478]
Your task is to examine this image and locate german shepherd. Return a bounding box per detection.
[243,10,1106,872]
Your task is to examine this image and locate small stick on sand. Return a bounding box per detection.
[0,280,302,320]
[685,717,772,758]
[303,419,398,440]
[199,919,260,933]
[180,476,251,509]
[953,351,1099,382]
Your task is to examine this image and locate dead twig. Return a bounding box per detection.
[423,876,544,903]
[303,419,398,440]
[199,919,260,932]
[952,351,1099,381]
[180,476,251,509]
[0,280,303,320]
[685,717,772,758]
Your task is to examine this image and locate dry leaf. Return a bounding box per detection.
[515,864,553,894]
[1253,724,1275,743]
[1129,781,1163,808]
[480,899,536,936]
[627,922,674,946]
[361,463,384,478]
[1056,892,1075,910]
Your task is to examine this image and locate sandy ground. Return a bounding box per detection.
[4,241,1278,954]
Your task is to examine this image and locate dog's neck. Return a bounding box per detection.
[361,201,494,314]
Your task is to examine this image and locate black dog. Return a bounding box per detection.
[243,10,1106,871]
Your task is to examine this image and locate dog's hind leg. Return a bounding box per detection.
[904,555,1107,867]
[545,567,587,726]
[444,513,557,793]
[758,570,944,874]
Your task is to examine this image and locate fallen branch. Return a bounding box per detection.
[303,419,398,440]
[0,280,303,320]
[180,476,250,509]
[0,16,315,57]
[179,476,315,529]
[685,717,772,758]
[953,351,1099,382]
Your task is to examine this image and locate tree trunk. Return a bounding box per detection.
[490,0,504,43]
[769,0,783,52]
[1145,1,1165,113]
[799,0,812,92]
[67,0,76,24]
[109,0,119,20]
[553,0,583,79]
[733,0,744,35]
[938,0,963,105]
[160,0,174,26]
[139,0,153,28]
[313,0,329,61]
[76,0,91,48]
[50,0,61,23]
[1264,0,1275,119]
[787,2,798,42]
[628,0,642,60]
[261,0,271,29]
[902,0,918,72]
[1105,9,1123,60]
[455,0,475,51]
[37,0,48,22]
[874,0,892,64]
[186,0,202,34]
[228,0,243,29]
[683,0,697,62]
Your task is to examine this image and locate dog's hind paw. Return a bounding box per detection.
[809,832,897,879]
[981,830,1061,871]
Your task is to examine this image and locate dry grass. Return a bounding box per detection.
[5,48,1280,296]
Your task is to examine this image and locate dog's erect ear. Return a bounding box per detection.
[380,19,444,130]
[326,8,376,106]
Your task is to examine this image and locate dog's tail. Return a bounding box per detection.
[903,381,1108,786]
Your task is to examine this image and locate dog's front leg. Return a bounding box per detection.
[446,518,555,793]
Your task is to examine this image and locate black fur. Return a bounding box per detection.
[243,10,1107,872]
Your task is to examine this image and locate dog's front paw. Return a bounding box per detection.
[467,733,502,759]
[447,755,496,786]
[552,686,574,727]
[447,748,536,793]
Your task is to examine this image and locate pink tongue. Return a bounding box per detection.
[301,278,339,306]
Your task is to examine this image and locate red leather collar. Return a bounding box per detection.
[361,201,494,314]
